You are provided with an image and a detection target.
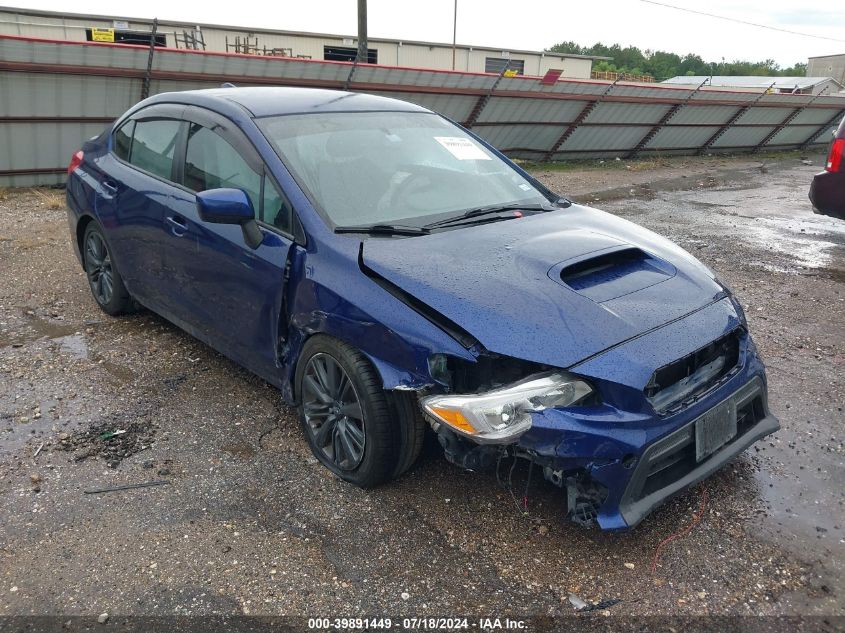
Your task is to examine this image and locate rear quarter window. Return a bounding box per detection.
[113,120,134,161]
[129,119,181,181]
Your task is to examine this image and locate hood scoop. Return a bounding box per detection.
[550,246,677,303]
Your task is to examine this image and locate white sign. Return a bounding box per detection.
[434,137,491,161]
[113,20,129,29]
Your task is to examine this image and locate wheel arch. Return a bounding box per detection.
[75,214,97,271]
[284,327,436,406]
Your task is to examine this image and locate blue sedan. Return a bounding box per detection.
[65,87,779,530]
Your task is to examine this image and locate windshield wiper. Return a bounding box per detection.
[334,223,431,236]
[423,202,557,229]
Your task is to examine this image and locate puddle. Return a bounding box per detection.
[0,394,67,455]
[0,311,78,348]
[1,310,135,384]
[56,334,88,359]
[753,462,839,539]
[53,332,134,383]
[752,448,844,596]
[0,408,59,455]
[739,222,840,269]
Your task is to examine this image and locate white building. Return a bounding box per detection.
[0,6,608,79]
[808,54,845,88]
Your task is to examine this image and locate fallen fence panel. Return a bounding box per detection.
[1,35,843,186]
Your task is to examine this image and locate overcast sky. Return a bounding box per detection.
[21,0,845,68]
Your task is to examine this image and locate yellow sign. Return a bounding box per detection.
[91,28,115,43]
[503,69,519,77]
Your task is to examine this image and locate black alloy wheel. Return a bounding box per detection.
[301,352,367,471]
[82,223,134,315]
[84,230,114,306]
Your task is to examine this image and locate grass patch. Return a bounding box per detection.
[520,148,816,175]
[15,236,45,250]
[31,188,65,210]
[520,156,674,173]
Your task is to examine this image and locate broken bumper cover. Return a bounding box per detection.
[618,394,778,530]
[518,357,779,531]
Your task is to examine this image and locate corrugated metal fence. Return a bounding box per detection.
[2,35,844,186]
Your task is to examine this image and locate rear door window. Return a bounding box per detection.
[129,119,181,181]
[184,123,261,215]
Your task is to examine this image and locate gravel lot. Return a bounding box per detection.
[0,153,842,626]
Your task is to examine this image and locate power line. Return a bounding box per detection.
[638,0,845,44]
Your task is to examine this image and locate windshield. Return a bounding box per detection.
[256,111,550,227]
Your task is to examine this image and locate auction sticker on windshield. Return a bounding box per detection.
[435,136,492,160]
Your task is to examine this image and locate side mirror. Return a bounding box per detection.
[196,188,263,249]
[196,188,254,224]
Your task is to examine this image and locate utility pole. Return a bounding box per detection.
[451,0,457,70]
[356,0,368,63]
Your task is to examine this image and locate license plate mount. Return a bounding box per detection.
[695,399,738,462]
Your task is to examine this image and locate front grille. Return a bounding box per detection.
[645,329,742,415]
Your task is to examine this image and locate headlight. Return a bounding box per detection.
[421,372,593,444]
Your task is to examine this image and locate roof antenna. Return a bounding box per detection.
[221,82,237,88]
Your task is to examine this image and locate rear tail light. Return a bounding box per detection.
[67,150,84,175]
[826,138,844,173]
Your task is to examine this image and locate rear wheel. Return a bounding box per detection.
[82,223,134,316]
[296,336,424,487]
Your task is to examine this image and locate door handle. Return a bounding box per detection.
[166,215,188,236]
[102,180,118,195]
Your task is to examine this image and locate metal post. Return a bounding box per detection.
[356,0,368,63]
[753,90,828,153]
[463,61,510,128]
[697,82,775,156]
[140,18,158,102]
[451,0,457,71]
[344,56,360,91]
[800,109,845,151]
[543,78,621,162]
[626,78,708,159]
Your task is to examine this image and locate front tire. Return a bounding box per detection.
[82,222,134,316]
[295,334,425,488]
[296,336,396,488]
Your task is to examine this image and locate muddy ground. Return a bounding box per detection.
[0,153,842,626]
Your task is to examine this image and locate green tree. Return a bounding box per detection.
[548,41,584,55]
[547,40,807,80]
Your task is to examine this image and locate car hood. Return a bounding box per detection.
[361,204,727,368]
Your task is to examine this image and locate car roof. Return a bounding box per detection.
[147,86,431,118]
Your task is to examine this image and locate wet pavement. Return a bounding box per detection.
[0,153,842,623]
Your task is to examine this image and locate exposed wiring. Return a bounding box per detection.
[638,0,845,44]
[496,450,532,516]
[651,484,709,574]
[507,452,524,515]
[523,459,534,512]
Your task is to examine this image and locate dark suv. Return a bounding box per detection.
[809,116,845,220]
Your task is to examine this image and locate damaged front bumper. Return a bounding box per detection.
[424,328,779,531]
[525,375,778,530]
[516,348,779,530]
